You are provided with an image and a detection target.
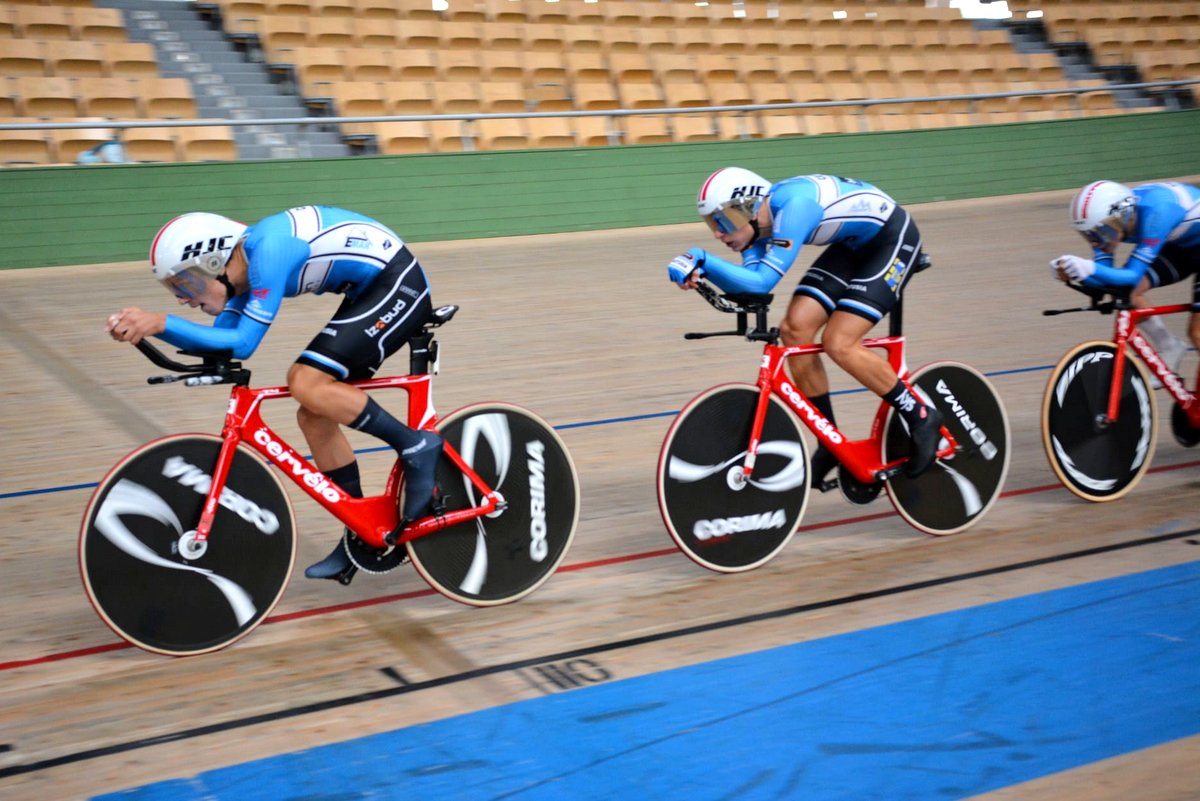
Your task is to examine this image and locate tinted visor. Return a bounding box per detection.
[702,197,759,234]
[161,267,209,300]
[1082,222,1122,249]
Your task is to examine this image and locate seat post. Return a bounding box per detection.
[889,297,904,338]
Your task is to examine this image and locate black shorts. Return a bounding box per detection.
[296,246,433,381]
[794,206,924,324]
[1144,244,1200,306]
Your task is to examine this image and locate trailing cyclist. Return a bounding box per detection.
[667,168,941,484]
[104,207,443,583]
[1049,179,1200,386]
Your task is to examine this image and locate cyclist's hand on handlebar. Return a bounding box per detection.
[667,248,706,289]
[1049,255,1095,283]
[106,307,166,346]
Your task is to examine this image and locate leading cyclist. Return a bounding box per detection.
[105,206,443,584]
[1050,179,1200,382]
[666,167,942,484]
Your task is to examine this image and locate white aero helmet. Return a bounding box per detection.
[1070,180,1136,249]
[697,167,771,234]
[150,212,247,298]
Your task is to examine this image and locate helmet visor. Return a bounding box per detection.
[160,267,210,300]
[1081,221,1122,249]
[703,197,760,234]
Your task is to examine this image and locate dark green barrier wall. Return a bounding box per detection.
[2,110,1198,269]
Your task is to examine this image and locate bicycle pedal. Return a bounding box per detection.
[336,565,358,586]
[814,477,839,494]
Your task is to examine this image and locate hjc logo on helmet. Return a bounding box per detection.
[181,235,236,261]
[730,185,765,200]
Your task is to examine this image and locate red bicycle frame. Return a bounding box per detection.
[1110,304,1198,422]
[192,373,503,550]
[743,335,958,485]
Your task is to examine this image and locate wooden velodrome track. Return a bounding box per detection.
[1,185,1198,800]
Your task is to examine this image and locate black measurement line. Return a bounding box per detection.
[2,527,1195,779]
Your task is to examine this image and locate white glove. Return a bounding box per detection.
[1050,255,1095,282]
[667,250,704,286]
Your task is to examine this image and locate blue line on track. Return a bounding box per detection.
[0,362,1057,501]
[92,560,1200,801]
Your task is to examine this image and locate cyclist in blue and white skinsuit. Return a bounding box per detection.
[1050,180,1200,380]
[667,168,942,485]
[106,206,441,583]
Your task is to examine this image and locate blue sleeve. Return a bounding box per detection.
[1087,190,1187,288]
[158,311,269,359]
[696,196,820,295]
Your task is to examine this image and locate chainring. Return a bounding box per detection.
[838,464,883,505]
[343,531,409,574]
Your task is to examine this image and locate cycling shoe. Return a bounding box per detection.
[401,431,443,522]
[903,406,944,479]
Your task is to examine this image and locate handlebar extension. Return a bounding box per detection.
[1042,282,1129,317]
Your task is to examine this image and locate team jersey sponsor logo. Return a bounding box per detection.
[364,297,409,338]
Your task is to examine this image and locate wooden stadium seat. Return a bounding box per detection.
[478,81,527,113]
[0,119,54,165]
[44,40,106,78]
[622,115,672,145]
[635,28,676,54]
[749,82,794,106]
[341,49,391,82]
[758,111,805,138]
[562,51,609,84]
[177,125,238,161]
[524,51,568,87]
[430,81,481,113]
[122,126,181,162]
[370,120,431,155]
[73,7,127,43]
[51,121,118,163]
[669,1,713,29]
[0,6,15,38]
[617,82,664,110]
[598,25,638,54]
[439,20,484,50]
[653,53,701,85]
[777,54,818,84]
[392,0,442,20]
[257,16,310,50]
[708,82,754,109]
[352,0,400,19]
[139,77,197,119]
[802,111,858,135]
[264,0,312,16]
[863,105,918,132]
[715,111,759,140]
[101,42,159,78]
[475,117,529,150]
[389,49,437,81]
[523,23,565,51]
[348,18,397,47]
[671,114,719,142]
[14,7,74,40]
[481,0,529,24]
[436,50,483,82]
[480,21,525,51]
[663,83,711,109]
[382,81,435,114]
[526,115,575,148]
[559,23,604,53]
[428,118,467,152]
[607,52,655,84]
[0,39,47,77]
[311,0,355,17]
[329,81,387,116]
[392,19,439,49]
[14,76,79,118]
[308,17,356,47]
[480,51,526,82]
[572,81,620,110]
[291,47,346,95]
[572,114,615,146]
[76,77,142,118]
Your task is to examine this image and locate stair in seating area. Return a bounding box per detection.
[93,0,352,159]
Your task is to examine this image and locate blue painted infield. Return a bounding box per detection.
[98,560,1200,801]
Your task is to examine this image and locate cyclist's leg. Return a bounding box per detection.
[1134,252,1190,376]
[827,207,941,478]
[789,252,851,487]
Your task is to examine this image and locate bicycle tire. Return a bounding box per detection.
[883,362,1011,535]
[1042,341,1157,502]
[406,403,579,606]
[79,434,296,656]
[657,383,810,573]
